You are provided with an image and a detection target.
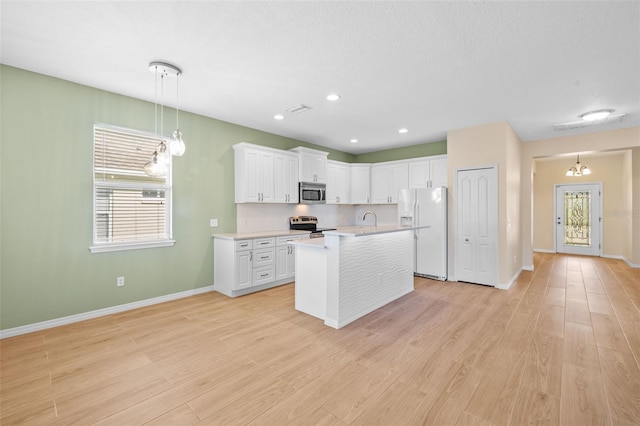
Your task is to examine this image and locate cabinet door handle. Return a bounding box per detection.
[250,251,253,261]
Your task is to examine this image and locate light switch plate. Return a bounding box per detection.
[210,219,218,227]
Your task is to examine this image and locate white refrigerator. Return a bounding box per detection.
[397,186,448,280]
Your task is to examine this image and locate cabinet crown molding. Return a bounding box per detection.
[289,146,329,156]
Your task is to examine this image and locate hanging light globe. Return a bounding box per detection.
[156,139,171,165]
[143,151,168,177]
[170,129,186,156]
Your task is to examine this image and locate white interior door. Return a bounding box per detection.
[456,166,498,286]
[555,184,601,256]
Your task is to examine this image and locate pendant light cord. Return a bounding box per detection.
[154,65,158,140]
[176,72,180,130]
[160,73,164,137]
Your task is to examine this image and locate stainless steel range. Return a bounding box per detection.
[289,216,336,238]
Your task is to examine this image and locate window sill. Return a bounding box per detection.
[89,239,176,254]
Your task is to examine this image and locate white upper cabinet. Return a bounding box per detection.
[326,160,351,204]
[370,161,408,204]
[290,147,328,183]
[430,157,448,187]
[408,155,448,188]
[235,142,446,205]
[274,151,299,203]
[234,143,274,203]
[350,164,371,204]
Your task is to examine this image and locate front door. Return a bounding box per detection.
[456,166,498,286]
[555,183,602,256]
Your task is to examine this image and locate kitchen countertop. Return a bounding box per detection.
[323,224,430,237]
[212,230,310,240]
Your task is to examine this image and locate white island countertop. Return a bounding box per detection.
[323,224,429,237]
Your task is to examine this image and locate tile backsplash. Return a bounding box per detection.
[236,203,397,233]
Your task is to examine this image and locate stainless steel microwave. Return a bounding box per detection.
[299,182,326,204]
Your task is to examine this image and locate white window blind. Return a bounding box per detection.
[91,124,174,253]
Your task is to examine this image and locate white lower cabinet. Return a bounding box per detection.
[214,233,303,297]
[275,235,298,281]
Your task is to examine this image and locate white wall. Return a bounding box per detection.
[447,121,523,287]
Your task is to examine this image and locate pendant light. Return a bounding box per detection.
[144,141,169,177]
[566,155,591,177]
[144,62,169,177]
[144,61,185,176]
[170,68,186,156]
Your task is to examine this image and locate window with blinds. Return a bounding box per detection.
[91,124,174,253]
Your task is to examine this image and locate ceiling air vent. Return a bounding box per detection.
[554,113,626,132]
[286,104,312,114]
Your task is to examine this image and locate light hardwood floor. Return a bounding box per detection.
[1,253,639,425]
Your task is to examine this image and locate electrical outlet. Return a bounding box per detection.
[117,276,125,287]
[209,219,218,227]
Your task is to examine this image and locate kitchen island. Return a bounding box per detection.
[292,225,427,329]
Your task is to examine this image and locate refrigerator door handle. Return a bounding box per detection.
[414,203,420,239]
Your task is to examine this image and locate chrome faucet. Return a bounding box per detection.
[362,210,377,227]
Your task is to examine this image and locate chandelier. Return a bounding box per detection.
[566,155,591,177]
[144,61,186,177]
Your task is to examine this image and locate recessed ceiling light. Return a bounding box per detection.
[579,109,614,121]
[326,94,340,101]
[398,128,408,134]
[350,139,358,143]
[274,114,285,120]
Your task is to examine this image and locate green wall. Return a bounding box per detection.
[355,140,447,163]
[0,65,445,330]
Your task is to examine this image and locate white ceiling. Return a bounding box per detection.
[2,1,639,154]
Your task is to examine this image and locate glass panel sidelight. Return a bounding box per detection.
[564,190,591,247]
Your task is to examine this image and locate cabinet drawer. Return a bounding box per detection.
[276,235,302,246]
[253,266,275,286]
[253,248,274,266]
[253,237,275,248]
[235,240,252,251]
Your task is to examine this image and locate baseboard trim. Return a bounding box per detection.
[602,254,640,268]
[522,265,534,271]
[495,267,523,290]
[0,286,215,339]
[624,258,640,268]
[533,248,556,253]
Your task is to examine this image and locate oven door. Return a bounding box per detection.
[299,183,326,204]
